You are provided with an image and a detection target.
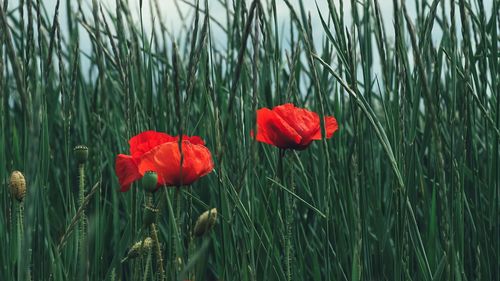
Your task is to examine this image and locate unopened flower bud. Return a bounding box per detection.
[122,237,153,262]
[141,171,158,193]
[9,171,26,202]
[193,208,217,237]
[73,145,88,164]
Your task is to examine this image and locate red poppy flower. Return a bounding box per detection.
[254,103,338,150]
[115,130,214,192]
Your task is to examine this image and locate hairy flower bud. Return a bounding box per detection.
[193,208,217,237]
[9,171,26,202]
[122,237,153,262]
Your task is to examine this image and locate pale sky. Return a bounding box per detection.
[8,0,491,50]
[8,0,407,45]
[4,0,494,75]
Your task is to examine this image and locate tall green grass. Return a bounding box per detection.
[1,0,499,280]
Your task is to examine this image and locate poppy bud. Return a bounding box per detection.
[143,205,159,226]
[9,171,26,202]
[193,208,217,237]
[122,237,153,262]
[141,171,158,193]
[73,145,89,164]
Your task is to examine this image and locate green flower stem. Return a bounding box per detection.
[285,196,292,281]
[78,163,87,280]
[278,149,292,281]
[187,186,193,280]
[132,259,139,281]
[146,193,165,281]
[142,246,152,281]
[78,163,86,241]
[16,201,24,281]
[175,186,182,273]
[287,158,296,281]
[18,201,24,237]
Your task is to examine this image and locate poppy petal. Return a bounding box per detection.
[273,103,326,146]
[140,141,214,186]
[129,130,176,158]
[256,107,302,149]
[309,116,339,140]
[115,154,141,192]
[324,116,339,138]
[133,149,165,187]
[179,135,206,146]
[180,142,214,184]
[117,131,213,190]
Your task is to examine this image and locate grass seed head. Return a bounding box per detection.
[9,171,26,202]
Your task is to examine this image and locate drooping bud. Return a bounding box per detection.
[9,171,26,202]
[73,145,89,164]
[141,171,158,193]
[122,237,153,263]
[193,208,217,237]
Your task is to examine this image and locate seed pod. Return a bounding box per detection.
[122,237,153,262]
[193,208,217,237]
[74,145,89,164]
[141,171,158,193]
[9,171,26,202]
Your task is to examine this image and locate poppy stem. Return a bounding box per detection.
[142,246,153,281]
[146,193,165,281]
[77,163,88,281]
[278,149,293,281]
[187,185,193,280]
[16,201,25,280]
[278,149,284,180]
[175,186,182,273]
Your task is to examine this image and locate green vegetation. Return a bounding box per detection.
[0,0,498,280]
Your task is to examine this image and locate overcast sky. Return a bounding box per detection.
[4,0,494,75]
[7,0,492,49]
[8,0,418,43]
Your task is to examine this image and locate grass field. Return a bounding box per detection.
[1,0,499,280]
